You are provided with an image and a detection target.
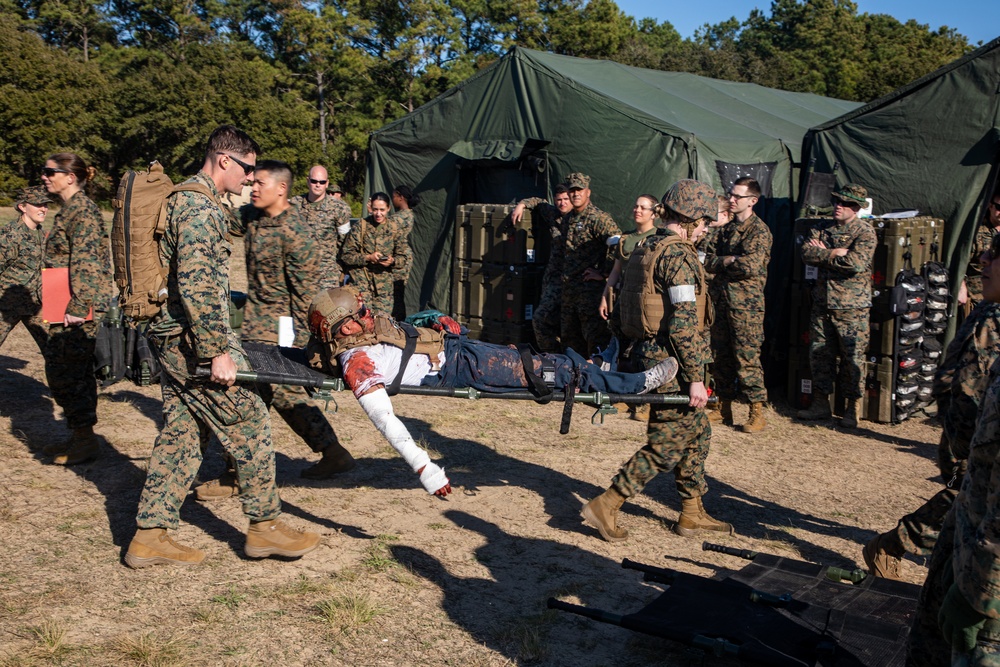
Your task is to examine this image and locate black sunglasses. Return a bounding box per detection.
[41,167,69,177]
[219,153,255,176]
[335,305,370,330]
[728,192,754,200]
[990,201,1000,211]
[309,178,328,185]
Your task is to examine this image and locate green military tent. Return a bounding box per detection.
[803,36,1000,325]
[366,46,860,349]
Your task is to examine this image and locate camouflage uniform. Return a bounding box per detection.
[340,216,411,316]
[908,364,1000,666]
[517,197,566,352]
[243,206,344,456]
[290,193,352,290]
[703,213,772,403]
[389,208,415,321]
[137,171,281,530]
[560,202,620,355]
[612,229,713,500]
[801,216,877,399]
[965,221,997,307]
[0,214,48,353]
[44,190,111,430]
[890,302,1000,558]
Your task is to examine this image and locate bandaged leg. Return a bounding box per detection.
[357,388,447,494]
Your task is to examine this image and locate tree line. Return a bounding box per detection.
[0,0,973,206]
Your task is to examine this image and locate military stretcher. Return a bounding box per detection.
[202,342,711,433]
[548,542,921,666]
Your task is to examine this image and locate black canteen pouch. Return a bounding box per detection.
[94,303,127,386]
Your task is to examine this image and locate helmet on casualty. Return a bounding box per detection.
[308,286,364,342]
[662,179,718,223]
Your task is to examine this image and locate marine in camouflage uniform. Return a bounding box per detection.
[290,191,351,290]
[864,300,1000,582]
[44,187,111,442]
[559,173,621,356]
[340,210,411,317]
[514,191,568,352]
[240,175,354,480]
[798,183,877,428]
[0,187,51,353]
[704,183,772,430]
[963,196,1000,308]
[581,180,732,543]
[388,207,415,321]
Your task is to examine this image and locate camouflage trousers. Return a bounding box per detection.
[135,336,281,530]
[612,404,710,500]
[560,281,611,357]
[908,511,1000,667]
[351,270,395,317]
[894,486,958,557]
[257,382,341,454]
[809,306,870,399]
[710,303,766,403]
[532,277,562,353]
[0,289,47,353]
[44,320,99,430]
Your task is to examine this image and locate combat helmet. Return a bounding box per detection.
[662,179,717,224]
[308,286,363,342]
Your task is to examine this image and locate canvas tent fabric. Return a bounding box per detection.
[803,37,1000,336]
[366,46,860,328]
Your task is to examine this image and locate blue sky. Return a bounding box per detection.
[613,0,998,47]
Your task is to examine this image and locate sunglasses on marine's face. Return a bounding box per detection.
[309,178,328,185]
[41,167,69,178]
[219,153,255,176]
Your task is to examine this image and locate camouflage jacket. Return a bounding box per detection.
[149,171,240,359]
[630,229,711,392]
[340,216,411,283]
[560,202,621,283]
[0,218,45,304]
[801,216,876,309]
[242,206,320,347]
[703,213,772,311]
[518,197,567,281]
[964,220,997,304]
[952,362,1000,617]
[390,208,415,237]
[44,191,111,317]
[933,301,1000,460]
[291,193,351,290]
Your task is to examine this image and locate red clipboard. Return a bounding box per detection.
[41,267,94,324]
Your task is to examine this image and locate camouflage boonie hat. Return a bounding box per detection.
[308,286,362,342]
[662,179,717,222]
[564,172,590,190]
[831,183,868,205]
[330,183,344,194]
[16,186,53,206]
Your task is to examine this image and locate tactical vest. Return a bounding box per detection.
[323,314,446,363]
[617,234,712,341]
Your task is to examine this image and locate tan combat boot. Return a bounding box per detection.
[125,528,205,568]
[52,426,99,465]
[581,487,629,543]
[194,471,241,501]
[245,519,321,559]
[841,398,861,429]
[301,443,357,480]
[862,531,905,580]
[42,434,73,456]
[797,392,831,420]
[741,402,767,433]
[674,497,734,537]
[707,406,724,423]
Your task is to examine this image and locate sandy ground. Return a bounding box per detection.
[0,219,942,666]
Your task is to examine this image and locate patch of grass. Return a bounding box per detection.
[113,631,190,667]
[191,606,222,624]
[492,611,557,662]
[427,523,447,530]
[27,619,69,658]
[313,590,383,635]
[362,535,400,571]
[209,585,247,610]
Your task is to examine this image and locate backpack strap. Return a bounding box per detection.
[387,322,418,396]
[167,182,219,235]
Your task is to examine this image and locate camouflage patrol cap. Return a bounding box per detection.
[16,186,53,206]
[831,183,868,206]
[662,179,717,223]
[330,183,344,195]
[308,286,362,342]
[564,172,590,190]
